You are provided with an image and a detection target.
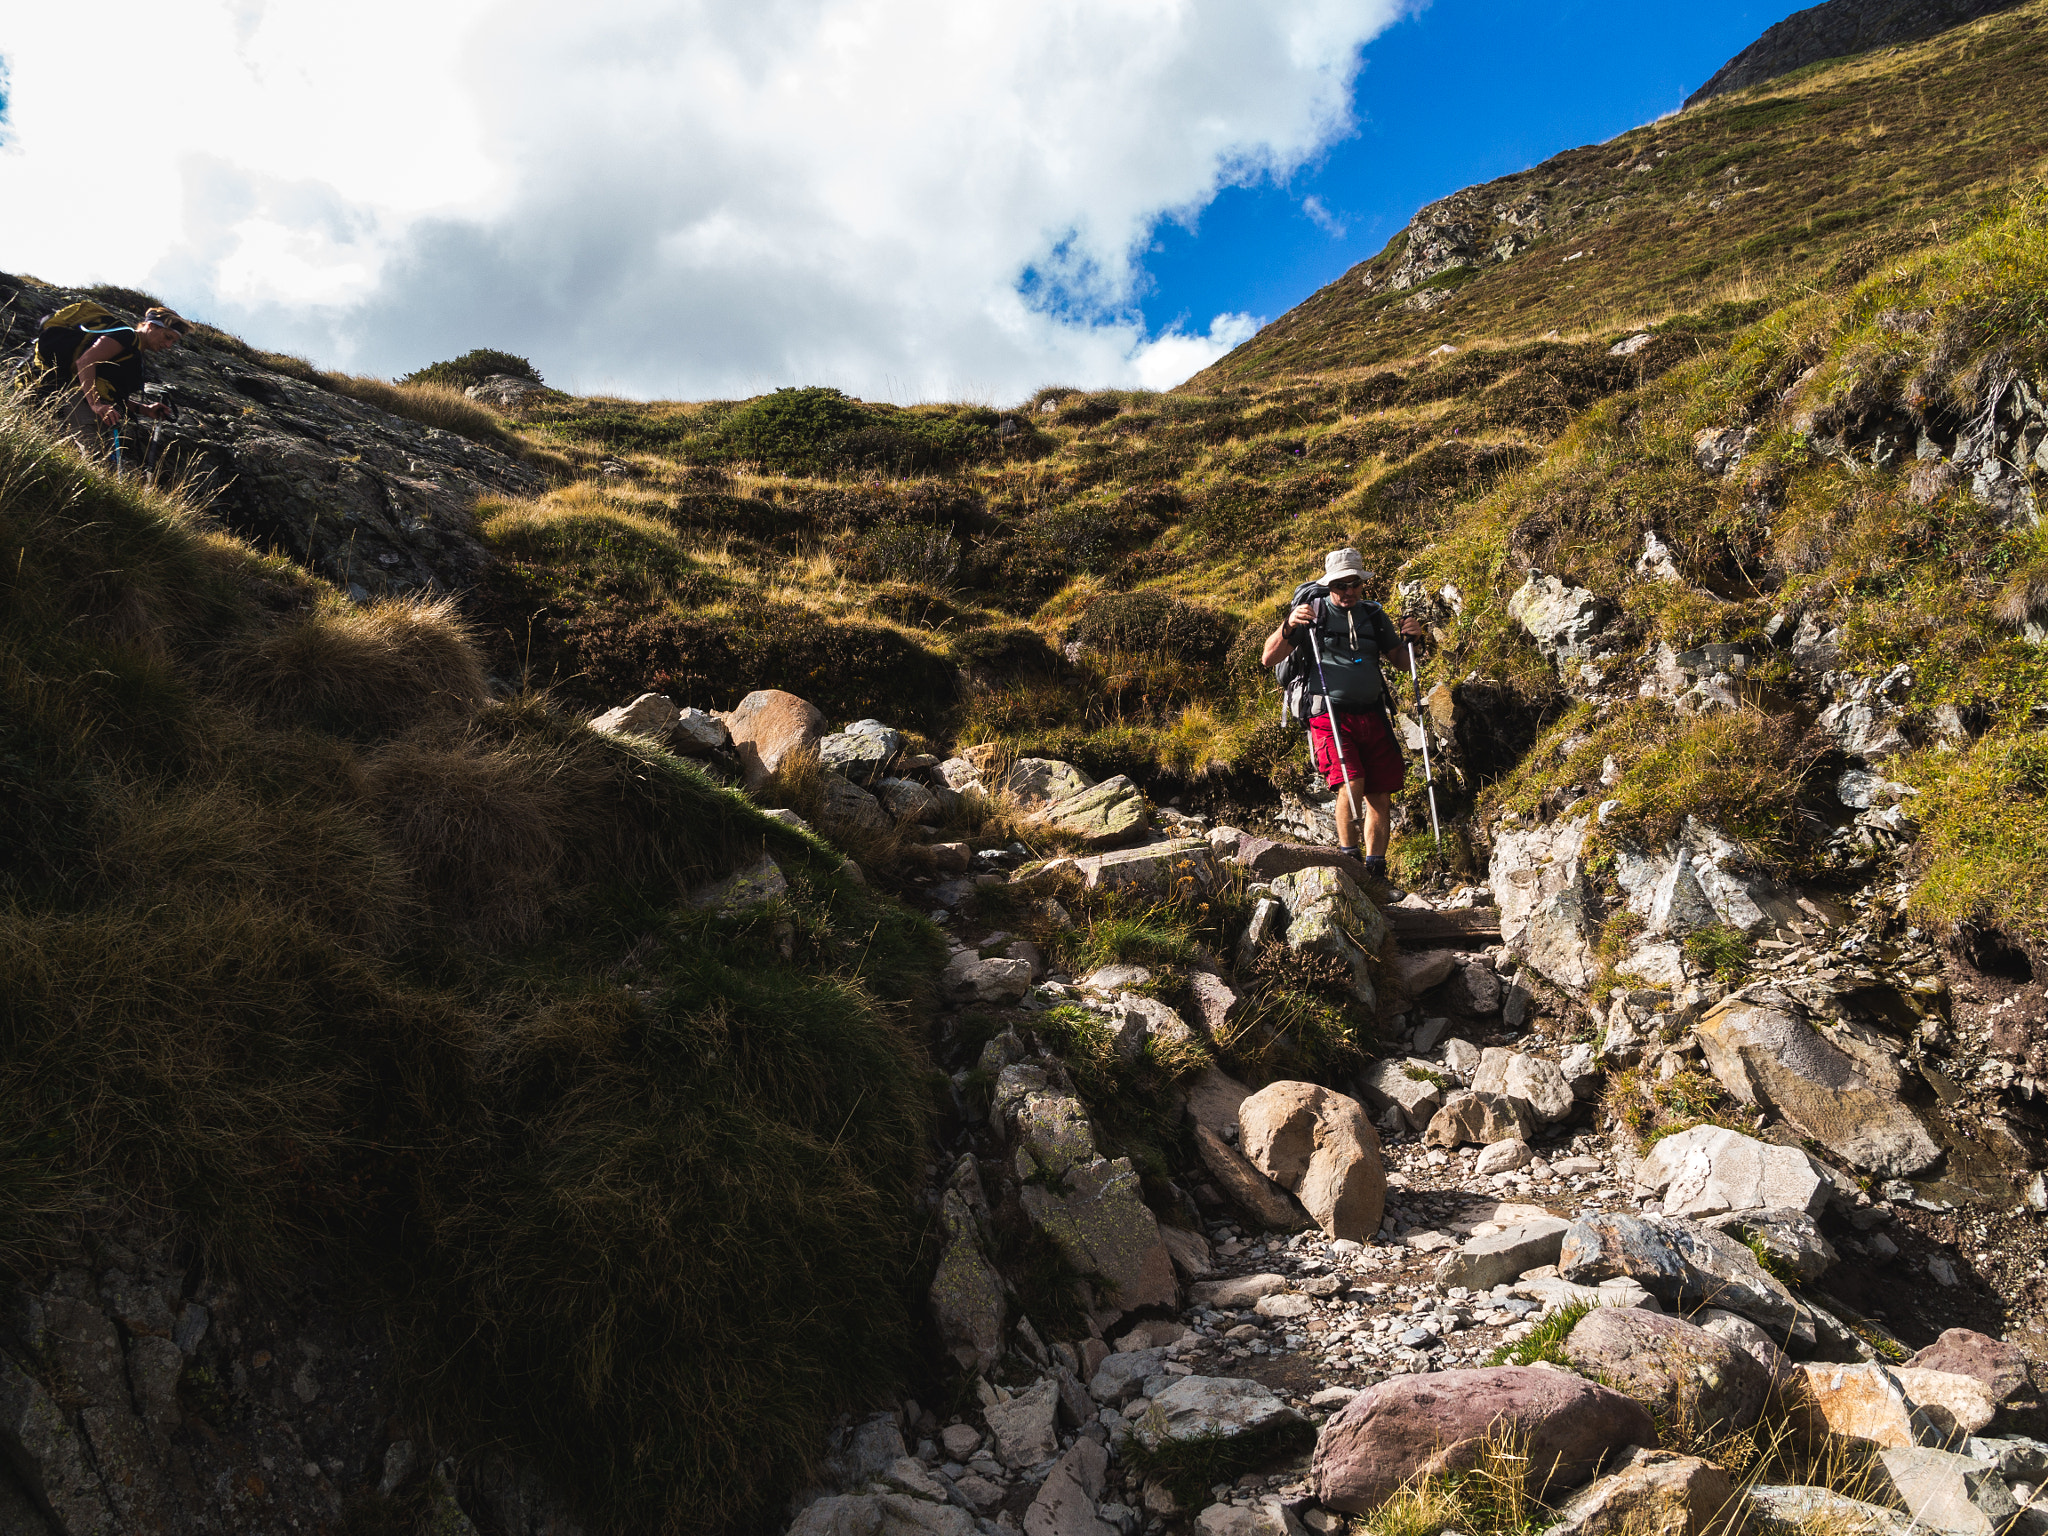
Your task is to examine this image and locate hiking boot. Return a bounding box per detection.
[1361,855,1406,902]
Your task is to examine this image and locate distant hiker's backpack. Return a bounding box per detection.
[29,301,140,402]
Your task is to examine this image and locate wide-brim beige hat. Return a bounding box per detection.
[1323,547,1369,581]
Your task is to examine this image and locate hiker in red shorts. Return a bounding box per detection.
[1259,547,1425,883]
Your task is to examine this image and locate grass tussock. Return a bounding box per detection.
[324,373,521,450]
[0,398,946,1536]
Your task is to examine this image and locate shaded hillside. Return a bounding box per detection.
[1186,0,2048,385]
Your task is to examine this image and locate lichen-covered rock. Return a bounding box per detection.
[1423,1091,1535,1148]
[689,853,788,913]
[1075,839,1210,892]
[1004,758,1095,808]
[929,1159,1005,1374]
[1508,570,1613,664]
[1694,990,1940,1176]
[1638,1124,1831,1219]
[1270,865,1387,1008]
[1130,1376,1305,1449]
[1490,816,1596,991]
[1038,776,1151,848]
[818,720,904,785]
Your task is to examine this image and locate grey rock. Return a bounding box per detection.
[1876,1447,2022,1536]
[1194,1505,1306,1536]
[985,1378,1061,1468]
[1700,1208,1839,1283]
[1128,1376,1305,1449]
[1557,1213,1809,1342]
[1473,1137,1533,1176]
[819,720,905,785]
[1074,840,1211,893]
[789,1494,981,1536]
[1270,866,1388,1009]
[930,1186,1006,1374]
[1744,1486,1919,1536]
[1490,816,1597,991]
[1544,1446,1734,1536]
[1025,1439,1115,1536]
[1508,571,1614,665]
[671,707,731,756]
[1114,995,1198,1062]
[1361,1059,1445,1133]
[0,1355,114,1534]
[1423,1091,1535,1149]
[688,853,788,913]
[1637,1124,1832,1219]
[820,775,894,839]
[1089,1350,1168,1405]
[591,693,680,742]
[943,953,1033,1005]
[1694,989,1941,1176]
[876,777,940,822]
[1436,1217,1569,1289]
[1004,758,1094,808]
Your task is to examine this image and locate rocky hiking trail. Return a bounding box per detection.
[573,674,2048,1536]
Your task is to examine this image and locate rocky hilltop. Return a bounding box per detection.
[0,275,542,599]
[6,5,2048,1536]
[1686,0,2029,104]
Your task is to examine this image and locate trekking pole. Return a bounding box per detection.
[1404,622,1443,846]
[1300,615,1363,852]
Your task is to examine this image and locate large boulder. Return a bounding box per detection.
[722,689,825,790]
[1564,1306,1772,1433]
[1036,776,1151,848]
[1891,1370,2000,1441]
[591,692,680,741]
[942,952,1033,1005]
[1637,1125,1831,1219]
[1700,1208,1839,1284]
[1490,816,1597,991]
[1694,990,1940,1176]
[1129,1376,1306,1449]
[1184,1069,1252,1137]
[1237,1083,1385,1242]
[1004,758,1094,808]
[929,1159,1005,1374]
[1744,1487,1919,1536]
[1797,1363,1953,1450]
[1270,866,1388,1009]
[1436,1217,1569,1290]
[1471,1049,1574,1123]
[985,1376,1060,1468]
[1545,1446,1735,1536]
[1610,820,1804,940]
[1423,1091,1535,1149]
[1311,1366,1655,1513]
[820,775,893,839]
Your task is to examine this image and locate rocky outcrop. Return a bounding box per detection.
[1563,1307,1772,1433]
[1,276,542,601]
[1490,816,1597,991]
[1686,0,2029,106]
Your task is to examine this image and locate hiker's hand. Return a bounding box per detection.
[1289,603,1315,630]
[1398,616,1425,642]
[139,400,170,420]
[92,402,120,427]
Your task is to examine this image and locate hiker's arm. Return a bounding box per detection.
[72,337,125,424]
[1260,602,1318,667]
[1393,613,1427,667]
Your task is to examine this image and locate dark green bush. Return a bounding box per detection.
[1073,592,1236,665]
[402,348,545,391]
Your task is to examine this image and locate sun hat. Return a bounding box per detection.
[1323,547,1369,582]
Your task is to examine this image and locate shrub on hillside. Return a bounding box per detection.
[401,348,545,391]
[1072,592,1235,666]
[718,388,998,474]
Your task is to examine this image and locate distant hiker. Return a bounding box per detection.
[1260,546,1426,881]
[29,302,189,463]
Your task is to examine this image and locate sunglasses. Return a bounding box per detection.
[1327,577,1365,591]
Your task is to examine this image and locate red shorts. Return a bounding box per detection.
[1308,708,1406,794]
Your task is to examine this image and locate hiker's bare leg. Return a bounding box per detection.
[1334,785,1358,849]
[1364,792,1395,857]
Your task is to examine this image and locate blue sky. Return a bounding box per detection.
[1133,0,1807,339]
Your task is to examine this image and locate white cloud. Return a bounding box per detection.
[1302,194,1348,237]
[0,0,1404,402]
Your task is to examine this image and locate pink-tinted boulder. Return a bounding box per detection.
[1311,1366,1655,1513]
[1907,1329,2029,1405]
[721,689,825,790]
[1564,1306,1772,1433]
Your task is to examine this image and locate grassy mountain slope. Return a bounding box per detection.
[1188,0,2048,385]
[0,407,945,1535]
[460,9,2048,966]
